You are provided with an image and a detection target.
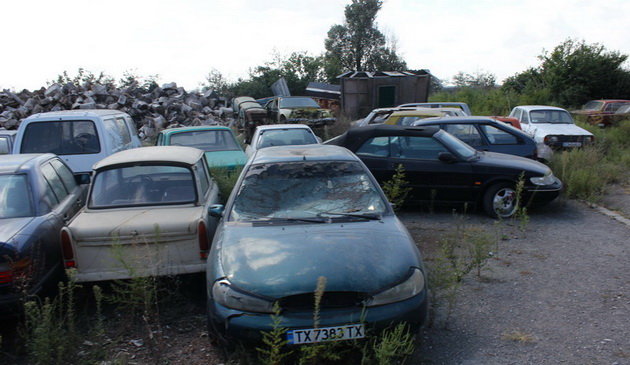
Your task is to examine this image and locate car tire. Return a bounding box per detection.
[483,182,519,219]
[279,115,287,123]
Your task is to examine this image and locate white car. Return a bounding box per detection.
[244,124,321,157]
[508,105,594,150]
[60,146,222,282]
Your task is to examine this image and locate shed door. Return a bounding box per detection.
[378,86,396,108]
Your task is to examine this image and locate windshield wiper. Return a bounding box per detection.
[316,212,382,220]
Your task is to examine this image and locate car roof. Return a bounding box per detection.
[0,128,18,136]
[24,109,129,120]
[328,124,441,151]
[251,144,358,165]
[414,116,500,124]
[159,125,232,136]
[93,146,204,170]
[0,153,56,174]
[255,124,312,131]
[389,109,447,117]
[515,105,568,112]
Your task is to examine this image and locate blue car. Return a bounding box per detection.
[412,116,543,160]
[0,154,88,316]
[206,144,429,345]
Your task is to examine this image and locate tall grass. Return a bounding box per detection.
[548,119,630,201]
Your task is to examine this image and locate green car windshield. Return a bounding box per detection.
[230,161,387,221]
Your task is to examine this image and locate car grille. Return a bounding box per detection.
[278,291,368,311]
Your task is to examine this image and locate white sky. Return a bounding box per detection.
[2,0,629,91]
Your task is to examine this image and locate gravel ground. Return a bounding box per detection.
[404,196,630,365]
[2,187,629,365]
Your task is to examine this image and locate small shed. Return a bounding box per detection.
[338,70,433,119]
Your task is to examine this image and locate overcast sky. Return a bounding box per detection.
[2,0,629,91]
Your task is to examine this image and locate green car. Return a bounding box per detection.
[156,126,247,170]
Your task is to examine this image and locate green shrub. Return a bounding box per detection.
[210,166,243,204]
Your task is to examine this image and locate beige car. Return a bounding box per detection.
[383,108,448,125]
[60,146,222,282]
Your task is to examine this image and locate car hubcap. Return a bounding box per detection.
[493,188,518,217]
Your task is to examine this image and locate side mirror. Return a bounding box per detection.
[76,173,91,185]
[208,204,224,218]
[438,152,457,163]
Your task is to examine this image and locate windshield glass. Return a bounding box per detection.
[279,97,320,108]
[529,110,574,124]
[256,128,318,149]
[0,174,34,218]
[170,129,241,152]
[230,161,387,221]
[582,101,604,111]
[89,165,196,208]
[435,130,477,159]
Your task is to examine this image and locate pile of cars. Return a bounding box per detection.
[0,97,595,345]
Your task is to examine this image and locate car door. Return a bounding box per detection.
[386,135,474,203]
[355,135,474,203]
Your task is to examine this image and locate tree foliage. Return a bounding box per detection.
[503,39,630,108]
[452,71,496,88]
[324,0,406,77]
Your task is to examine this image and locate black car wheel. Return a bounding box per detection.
[483,182,519,219]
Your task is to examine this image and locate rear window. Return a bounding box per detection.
[21,120,100,155]
[89,165,196,208]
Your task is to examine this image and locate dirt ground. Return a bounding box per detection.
[2,184,629,365]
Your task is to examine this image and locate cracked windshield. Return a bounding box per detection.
[230,161,387,221]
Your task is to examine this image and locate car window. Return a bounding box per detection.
[279,98,320,108]
[103,118,125,150]
[520,110,529,124]
[115,117,133,145]
[0,174,35,218]
[21,120,100,155]
[196,159,210,196]
[443,124,483,146]
[41,162,69,205]
[481,125,518,145]
[230,161,387,221]
[0,136,10,154]
[50,158,78,193]
[257,129,318,148]
[530,110,573,124]
[355,136,391,157]
[89,165,196,208]
[170,130,241,151]
[394,136,448,160]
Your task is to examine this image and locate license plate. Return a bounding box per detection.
[287,324,365,345]
[563,142,582,147]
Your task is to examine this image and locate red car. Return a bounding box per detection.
[573,99,630,127]
[489,116,522,130]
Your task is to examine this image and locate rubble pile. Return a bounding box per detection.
[0,82,234,140]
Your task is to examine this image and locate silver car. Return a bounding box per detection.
[61,146,222,282]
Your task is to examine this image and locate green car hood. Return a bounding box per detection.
[211,217,423,297]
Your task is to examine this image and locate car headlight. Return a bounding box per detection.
[368,268,425,307]
[544,135,559,144]
[212,279,275,313]
[583,135,595,144]
[530,169,556,186]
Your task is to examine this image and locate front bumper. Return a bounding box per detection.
[524,177,563,206]
[207,290,429,344]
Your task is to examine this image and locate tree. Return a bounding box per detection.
[452,71,496,88]
[502,39,630,108]
[324,0,406,78]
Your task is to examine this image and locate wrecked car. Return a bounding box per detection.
[206,144,429,344]
[232,96,268,142]
[60,146,222,282]
[1,154,87,316]
[265,96,336,126]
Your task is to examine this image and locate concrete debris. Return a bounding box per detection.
[0,82,229,141]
